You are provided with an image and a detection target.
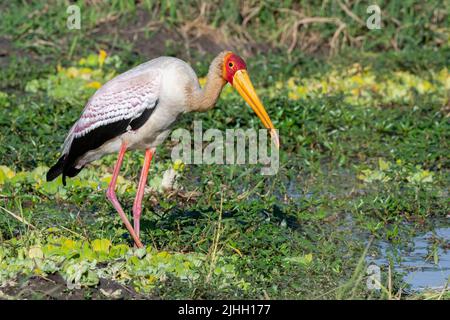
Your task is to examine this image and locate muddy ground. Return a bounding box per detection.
[1,274,148,300]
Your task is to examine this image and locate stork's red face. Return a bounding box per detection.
[223,53,247,85]
[222,52,279,148]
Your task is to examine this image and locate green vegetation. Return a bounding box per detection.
[0,1,448,299]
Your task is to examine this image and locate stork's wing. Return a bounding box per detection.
[73,69,160,138]
[47,68,161,184]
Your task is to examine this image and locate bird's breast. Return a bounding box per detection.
[124,100,183,150]
[123,60,195,150]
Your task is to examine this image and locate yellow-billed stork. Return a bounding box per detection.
[47,51,279,248]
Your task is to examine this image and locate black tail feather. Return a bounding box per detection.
[63,165,84,184]
[46,156,65,183]
[47,155,84,186]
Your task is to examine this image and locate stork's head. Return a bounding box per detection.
[222,52,279,148]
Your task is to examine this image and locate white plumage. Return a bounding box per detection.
[74,71,160,137]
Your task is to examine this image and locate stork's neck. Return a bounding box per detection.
[187,51,229,112]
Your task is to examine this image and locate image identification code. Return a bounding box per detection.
[178,304,271,317]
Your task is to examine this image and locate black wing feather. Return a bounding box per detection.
[47,103,156,185]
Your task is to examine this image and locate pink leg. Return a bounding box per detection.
[106,142,143,248]
[132,148,154,240]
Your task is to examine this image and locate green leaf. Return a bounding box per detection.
[378,158,391,171]
[28,246,44,260]
[92,239,111,254]
[284,253,313,266]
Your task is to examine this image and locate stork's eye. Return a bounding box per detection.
[228,62,234,68]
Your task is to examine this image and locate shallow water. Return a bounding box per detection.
[282,174,449,292]
[370,225,450,292]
